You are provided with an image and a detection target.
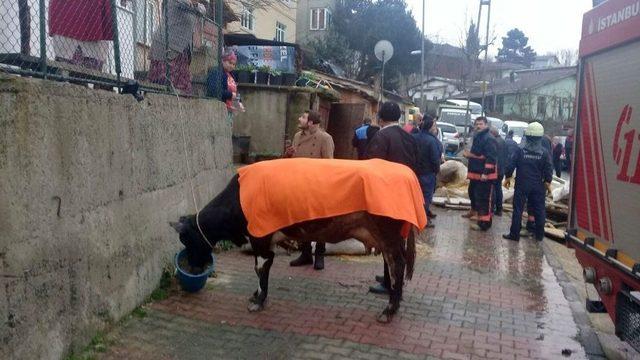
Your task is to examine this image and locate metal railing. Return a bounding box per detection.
[0,0,224,97]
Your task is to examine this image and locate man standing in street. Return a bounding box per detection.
[413,115,441,228]
[352,118,380,160]
[502,122,553,242]
[366,101,419,294]
[491,127,506,216]
[552,137,564,177]
[463,117,498,231]
[286,110,335,270]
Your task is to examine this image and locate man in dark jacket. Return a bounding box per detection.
[412,115,442,227]
[352,118,380,159]
[552,137,564,177]
[463,117,498,231]
[504,130,520,164]
[502,122,553,242]
[366,101,419,295]
[491,127,506,216]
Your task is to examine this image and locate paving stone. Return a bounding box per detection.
[92,210,593,360]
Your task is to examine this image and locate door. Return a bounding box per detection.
[326,103,366,159]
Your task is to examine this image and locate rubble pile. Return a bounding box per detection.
[432,160,570,239]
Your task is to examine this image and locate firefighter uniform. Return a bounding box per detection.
[503,122,553,241]
[467,128,498,230]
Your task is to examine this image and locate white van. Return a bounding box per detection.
[500,120,529,144]
[442,99,483,116]
[438,108,471,136]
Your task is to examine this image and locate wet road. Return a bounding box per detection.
[93,208,596,359]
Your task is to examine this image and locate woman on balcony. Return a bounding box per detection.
[148,0,205,95]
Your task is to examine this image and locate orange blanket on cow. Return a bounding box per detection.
[237,158,427,238]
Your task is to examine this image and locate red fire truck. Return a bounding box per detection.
[567,0,640,350]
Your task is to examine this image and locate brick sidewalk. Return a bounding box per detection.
[97,209,590,359]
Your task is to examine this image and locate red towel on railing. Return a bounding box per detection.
[49,0,114,41]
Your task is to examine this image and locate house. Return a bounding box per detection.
[456,66,577,123]
[295,0,336,47]
[225,0,297,43]
[407,77,462,103]
[482,61,527,81]
[531,55,561,69]
[426,43,468,80]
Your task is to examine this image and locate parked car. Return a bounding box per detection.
[437,122,463,153]
[500,120,529,144]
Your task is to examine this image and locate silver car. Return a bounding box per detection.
[437,122,463,153]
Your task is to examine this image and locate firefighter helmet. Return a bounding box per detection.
[525,122,544,137]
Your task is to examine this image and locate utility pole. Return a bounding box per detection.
[420,0,425,112]
[479,0,492,112]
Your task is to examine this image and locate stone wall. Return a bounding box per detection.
[233,85,314,155]
[0,75,234,359]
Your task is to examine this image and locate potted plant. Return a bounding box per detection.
[282,72,297,86]
[269,68,283,86]
[234,64,255,84]
[296,71,317,87]
[256,65,271,84]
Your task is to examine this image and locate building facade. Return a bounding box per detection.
[226,0,297,43]
[295,0,336,47]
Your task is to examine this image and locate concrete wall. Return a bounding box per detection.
[234,85,314,155]
[0,75,233,359]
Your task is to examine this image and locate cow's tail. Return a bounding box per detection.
[405,227,416,281]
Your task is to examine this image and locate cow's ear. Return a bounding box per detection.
[170,221,188,234]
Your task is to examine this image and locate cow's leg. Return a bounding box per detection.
[248,237,275,312]
[376,239,405,323]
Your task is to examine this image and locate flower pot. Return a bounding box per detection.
[236,70,253,83]
[256,72,269,84]
[282,73,297,86]
[269,74,283,86]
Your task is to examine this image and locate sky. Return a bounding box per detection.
[406,0,593,57]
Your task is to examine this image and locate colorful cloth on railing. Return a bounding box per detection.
[49,0,114,41]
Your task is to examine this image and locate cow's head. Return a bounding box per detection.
[170,215,215,269]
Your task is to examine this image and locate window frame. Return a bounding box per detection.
[135,0,157,46]
[536,96,546,116]
[310,8,331,31]
[241,5,255,31]
[275,21,286,42]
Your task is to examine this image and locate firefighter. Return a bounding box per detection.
[463,117,498,231]
[502,122,553,242]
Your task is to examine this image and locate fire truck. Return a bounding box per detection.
[567,0,640,350]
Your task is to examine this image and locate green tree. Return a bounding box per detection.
[307,0,431,91]
[496,28,537,67]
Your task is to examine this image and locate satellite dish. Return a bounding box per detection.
[374,40,394,64]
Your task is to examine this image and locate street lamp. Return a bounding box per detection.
[410,0,426,112]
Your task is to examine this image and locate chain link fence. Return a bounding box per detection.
[0,0,224,97]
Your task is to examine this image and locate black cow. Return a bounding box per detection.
[170,175,416,323]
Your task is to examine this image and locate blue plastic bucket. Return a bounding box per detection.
[174,249,215,293]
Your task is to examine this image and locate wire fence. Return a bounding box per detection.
[0,0,224,97]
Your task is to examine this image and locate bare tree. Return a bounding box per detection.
[225,0,276,10]
[555,48,578,66]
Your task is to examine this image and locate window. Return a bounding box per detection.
[241,6,254,31]
[135,0,157,46]
[496,95,504,113]
[537,96,546,116]
[310,8,331,30]
[558,98,564,118]
[275,22,286,42]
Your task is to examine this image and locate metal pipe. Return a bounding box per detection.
[38,0,47,77]
[420,0,425,112]
[110,0,122,84]
[480,1,491,112]
[164,0,170,92]
[217,0,224,99]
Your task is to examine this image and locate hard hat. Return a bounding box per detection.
[525,122,544,137]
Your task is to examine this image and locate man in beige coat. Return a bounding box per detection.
[285,110,335,269]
